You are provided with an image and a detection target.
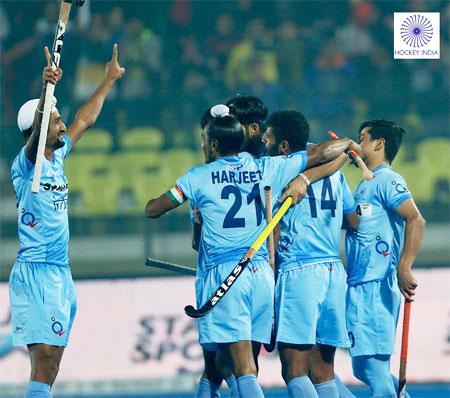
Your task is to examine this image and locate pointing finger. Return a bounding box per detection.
[112,43,118,62]
[44,46,52,67]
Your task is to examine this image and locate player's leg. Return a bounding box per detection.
[279,343,318,397]
[195,346,222,398]
[219,340,264,398]
[312,261,353,398]
[9,262,77,397]
[352,355,396,398]
[215,350,239,397]
[309,345,338,398]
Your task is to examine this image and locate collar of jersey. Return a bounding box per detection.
[371,163,390,173]
[220,155,242,163]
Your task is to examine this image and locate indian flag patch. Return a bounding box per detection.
[167,186,186,206]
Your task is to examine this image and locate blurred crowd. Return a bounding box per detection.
[1,0,449,157]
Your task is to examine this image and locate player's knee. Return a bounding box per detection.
[234,362,257,378]
[310,364,334,384]
[31,345,62,380]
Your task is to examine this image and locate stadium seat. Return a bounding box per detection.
[113,152,170,214]
[120,126,164,151]
[72,128,113,153]
[65,153,121,216]
[161,148,201,183]
[417,138,450,180]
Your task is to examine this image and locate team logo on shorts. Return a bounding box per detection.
[51,317,65,336]
[375,236,390,257]
[20,209,39,228]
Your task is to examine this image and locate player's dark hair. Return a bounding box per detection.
[23,127,33,141]
[266,110,310,151]
[359,119,406,162]
[200,108,214,130]
[225,95,268,127]
[206,116,243,155]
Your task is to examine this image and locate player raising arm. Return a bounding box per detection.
[345,120,425,398]
[9,45,124,398]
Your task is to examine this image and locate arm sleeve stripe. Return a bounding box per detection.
[168,186,186,205]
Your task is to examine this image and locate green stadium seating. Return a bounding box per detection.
[65,153,121,216]
[120,126,164,151]
[72,128,113,153]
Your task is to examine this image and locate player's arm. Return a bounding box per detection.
[395,199,426,301]
[66,44,125,147]
[279,153,347,204]
[306,138,360,168]
[25,47,63,163]
[145,193,177,218]
[344,212,359,230]
[145,185,188,218]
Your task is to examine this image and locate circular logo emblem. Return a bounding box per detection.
[401,15,433,48]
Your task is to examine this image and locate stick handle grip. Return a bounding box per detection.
[264,186,275,271]
[31,1,72,193]
[327,130,374,180]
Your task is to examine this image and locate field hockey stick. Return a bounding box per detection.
[327,130,374,180]
[184,196,293,318]
[31,0,84,193]
[145,257,196,276]
[398,301,412,398]
[264,186,275,272]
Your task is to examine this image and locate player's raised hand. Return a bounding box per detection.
[43,46,62,85]
[397,268,418,302]
[105,43,125,82]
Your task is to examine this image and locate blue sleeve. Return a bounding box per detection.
[61,134,72,159]
[262,151,308,196]
[341,172,357,214]
[14,147,34,177]
[381,172,413,210]
[176,170,195,204]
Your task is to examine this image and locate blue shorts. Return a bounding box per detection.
[9,261,77,347]
[196,259,274,346]
[275,261,350,348]
[346,270,401,357]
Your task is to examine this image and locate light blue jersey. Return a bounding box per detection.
[345,164,412,285]
[11,135,71,266]
[176,152,308,273]
[277,171,356,271]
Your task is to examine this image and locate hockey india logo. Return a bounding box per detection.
[401,14,433,48]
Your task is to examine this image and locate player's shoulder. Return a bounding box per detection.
[375,165,406,184]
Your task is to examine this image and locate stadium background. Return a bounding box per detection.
[0,0,449,396]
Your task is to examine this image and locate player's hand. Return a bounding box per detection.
[397,267,418,302]
[43,46,62,85]
[279,175,308,205]
[105,43,125,82]
[348,139,362,156]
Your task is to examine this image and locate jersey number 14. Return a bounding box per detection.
[307,177,336,218]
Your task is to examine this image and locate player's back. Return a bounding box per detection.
[277,171,356,271]
[176,152,307,271]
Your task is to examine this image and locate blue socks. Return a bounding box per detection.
[25,381,51,398]
[288,376,318,398]
[314,379,338,398]
[237,374,264,398]
[334,374,356,398]
[194,378,221,398]
[225,375,239,398]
